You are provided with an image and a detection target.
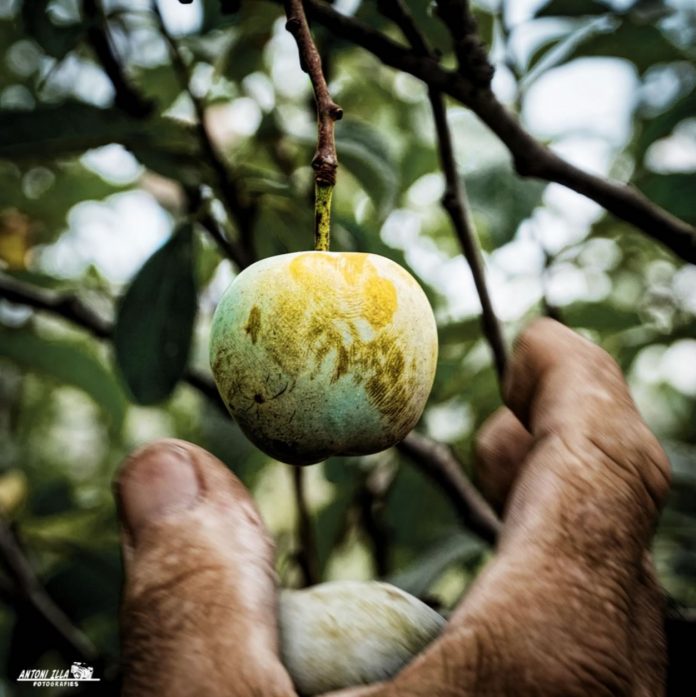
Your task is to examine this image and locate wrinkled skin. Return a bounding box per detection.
[115,319,671,697]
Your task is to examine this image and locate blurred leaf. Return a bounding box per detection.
[315,480,356,575]
[132,63,183,113]
[335,119,399,217]
[562,302,641,332]
[438,317,481,346]
[0,162,127,246]
[466,166,545,249]
[28,478,74,517]
[387,459,459,555]
[44,548,121,623]
[253,195,313,258]
[0,103,201,175]
[635,172,696,225]
[216,4,278,81]
[200,0,255,33]
[0,103,138,159]
[399,140,439,192]
[472,8,494,48]
[114,223,197,404]
[566,18,685,73]
[536,0,609,17]
[526,18,606,74]
[389,532,483,597]
[409,4,454,54]
[22,0,84,58]
[635,86,696,161]
[0,325,127,429]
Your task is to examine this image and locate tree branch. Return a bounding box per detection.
[83,0,153,118]
[0,274,214,402]
[379,0,507,380]
[0,274,500,545]
[356,463,397,577]
[292,467,319,586]
[150,2,256,265]
[284,0,343,188]
[291,0,696,265]
[0,275,112,339]
[433,0,494,89]
[398,432,501,546]
[0,519,99,662]
[186,186,250,270]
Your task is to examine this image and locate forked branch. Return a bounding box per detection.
[293,0,696,264]
[379,0,507,379]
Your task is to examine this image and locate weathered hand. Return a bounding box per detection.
[115,319,671,696]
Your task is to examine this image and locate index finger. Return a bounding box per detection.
[503,318,671,525]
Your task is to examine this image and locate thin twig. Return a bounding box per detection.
[83,0,153,117]
[0,274,501,545]
[286,0,696,264]
[0,519,99,662]
[150,2,256,266]
[434,0,494,89]
[186,186,249,270]
[398,432,502,545]
[284,0,343,187]
[380,0,507,380]
[284,0,343,250]
[0,275,112,339]
[292,467,319,586]
[356,463,397,577]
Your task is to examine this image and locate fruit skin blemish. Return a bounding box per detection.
[210,252,438,465]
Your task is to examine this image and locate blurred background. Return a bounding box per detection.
[0,0,695,693]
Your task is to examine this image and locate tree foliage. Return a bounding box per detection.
[0,0,695,692]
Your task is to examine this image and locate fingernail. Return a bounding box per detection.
[118,442,200,543]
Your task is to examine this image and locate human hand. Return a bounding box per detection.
[115,319,671,696]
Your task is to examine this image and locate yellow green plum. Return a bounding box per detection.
[209,251,438,465]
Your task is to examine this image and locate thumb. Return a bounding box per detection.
[115,439,296,697]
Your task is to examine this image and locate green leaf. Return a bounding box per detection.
[216,4,278,81]
[635,86,696,162]
[335,119,399,217]
[525,20,601,74]
[0,325,127,429]
[0,162,126,245]
[45,549,122,623]
[22,0,84,59]
[0,102,201,174]
[536,0,610,18]
[399,140,439,192]
[465,165,546,249]
[389,532,483,597]
[252,195,313,258]
[566,18,685,73]
[114,223,198,404]
[562,302,641,332]
[635,172,696,226]
[438,317,482,346]
[132,63,183,113]
[28,478,74,517]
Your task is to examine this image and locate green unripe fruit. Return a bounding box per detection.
[210,252,438,465]
[279,581,445,695]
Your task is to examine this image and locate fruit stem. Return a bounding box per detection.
[284,0,342,253]
[314,182,333,251]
